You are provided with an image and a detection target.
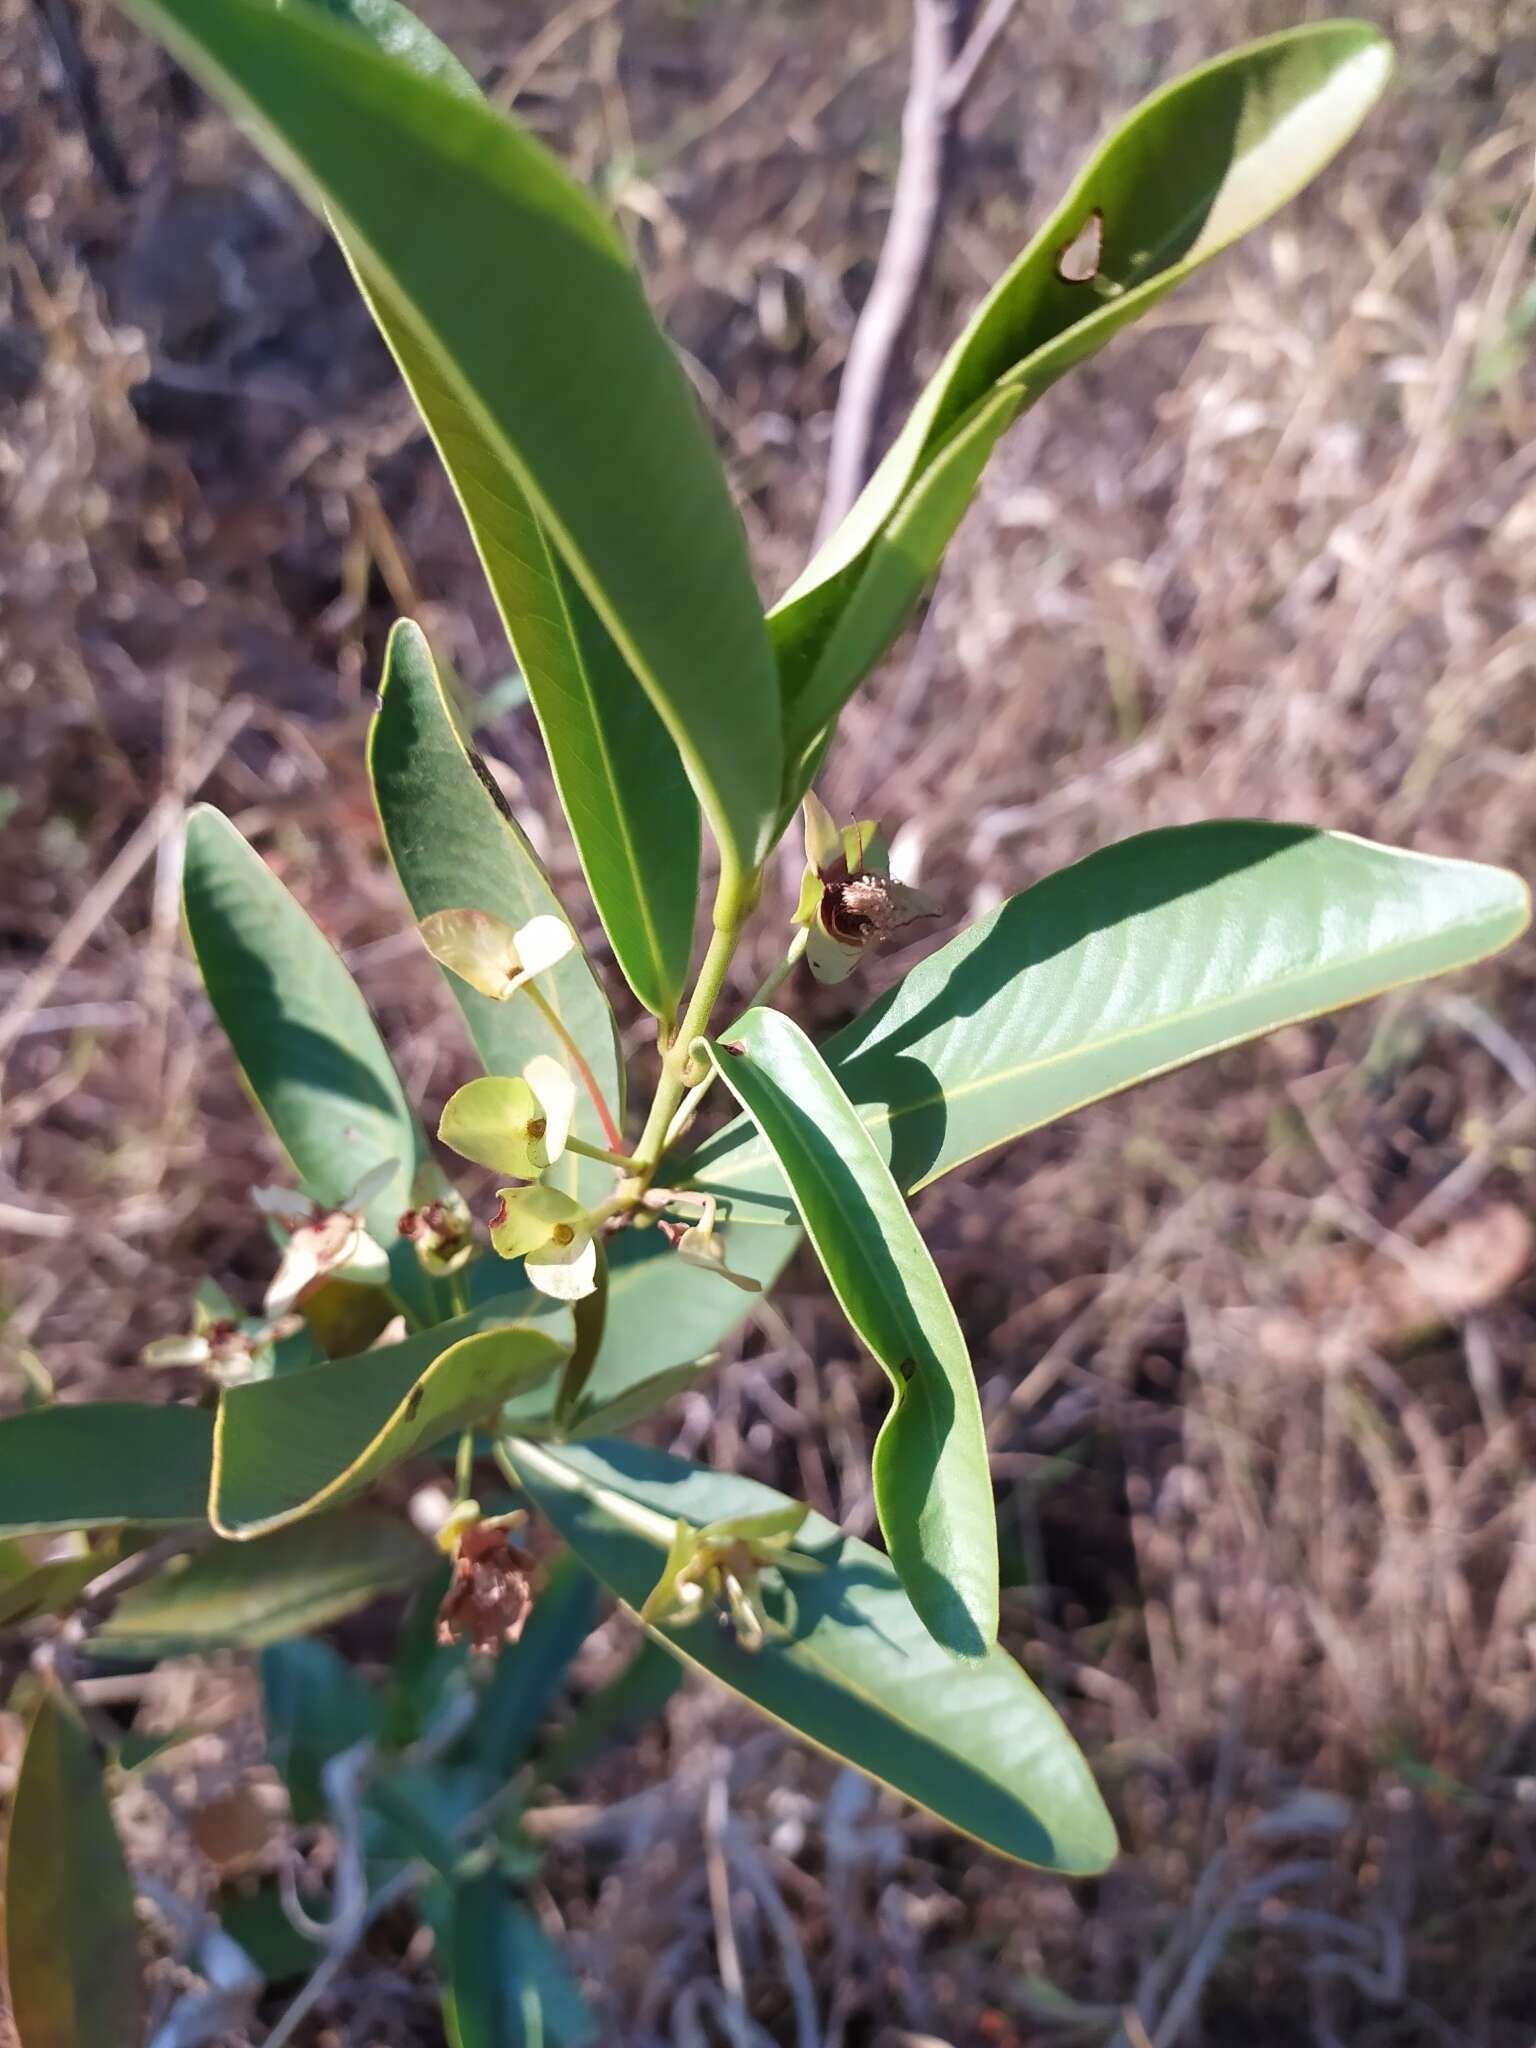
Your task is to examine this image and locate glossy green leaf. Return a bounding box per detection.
[369,622,622,1204]
[507,1439,1115,1874]
[491,1228,771,1440]
[447,1876,596,2048]
[212,1296,572,1537]
[127,0,782,892]
[3,1684,143,2047]
[89,1512,428,1657]
[261,1637,382,1823]
[706,1011,995,1659]
[689,824,1530,1217]
[473,1555,598,1780]
[182,804,435,1316]
[0,1403,213,1538]
[773,23,1394,794]
[310,0,699,1022]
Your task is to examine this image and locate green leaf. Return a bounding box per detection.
[507,1439,1115,1874]
[689,823,1530,1213]
[212,1297,572,1537]
[447,1875,596,2048]
[706,1011,995,1659]
[128,0,782,893]
[369,622,622,1203]
[261,1639,382,1822]
[0,1403,212,1538]
[382,1560,468,1747]
[182,804,435,1316]
[88,1512,429,1656]
[0,1549,103,1630]
[217,1886,316,1987]
[3,1684,143,2047]
[473,1555,598,1781]
[773,23,1394,794]
[490,1229,774,1439]
[317,0,698,1026]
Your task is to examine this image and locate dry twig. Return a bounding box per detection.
[817,0,1020,535]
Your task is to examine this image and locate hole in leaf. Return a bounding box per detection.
[1056,207,1104,285]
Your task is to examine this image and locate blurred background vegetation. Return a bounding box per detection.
[2,0,1535,2039]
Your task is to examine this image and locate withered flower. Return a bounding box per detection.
[398,1185,476,1277]
[436,1517,536,1656]
[793,790,939,984]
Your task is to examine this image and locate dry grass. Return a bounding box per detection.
[3,0,1536,2040]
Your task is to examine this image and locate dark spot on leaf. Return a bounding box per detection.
[467,743,515,823]
[1056,207,1104,285]
[897,1358,915,1383]
[723,1040,747,1057]
[405,1384,424,1422]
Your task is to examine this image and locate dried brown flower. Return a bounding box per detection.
[436,1520,536,1656]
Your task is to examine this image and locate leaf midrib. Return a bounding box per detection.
[533,517,673,1002]
[702,893,1516,1193]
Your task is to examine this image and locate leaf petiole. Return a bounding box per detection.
[524,982,625,1153]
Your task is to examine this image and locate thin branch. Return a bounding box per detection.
[940,0,1021,111]
[816,0,1019,539]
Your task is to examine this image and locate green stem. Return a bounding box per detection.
[564,1133,643,1171]
[632,910,745,1177]
[660,927,808,1156]
[454,1428,476,1504]
[525,983,625,1152]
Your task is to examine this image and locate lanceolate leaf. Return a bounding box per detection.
[260,1637,381,1823]
[688,824,1530,1218]
[706,1012,996,1659]
[182,804,435,1316]
[447,1876,596,2048]
[773,23,1394,797]
[473,1555,598,1780]
[0,1403,213,1538]
[507,1438,1116,1874]
[89,1511,429,1655]
[311,0,698,1022]
[212,1297,572,1537]
[3,1684,143,2047]
[369,622,622,1204]
[126,0,783,892]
